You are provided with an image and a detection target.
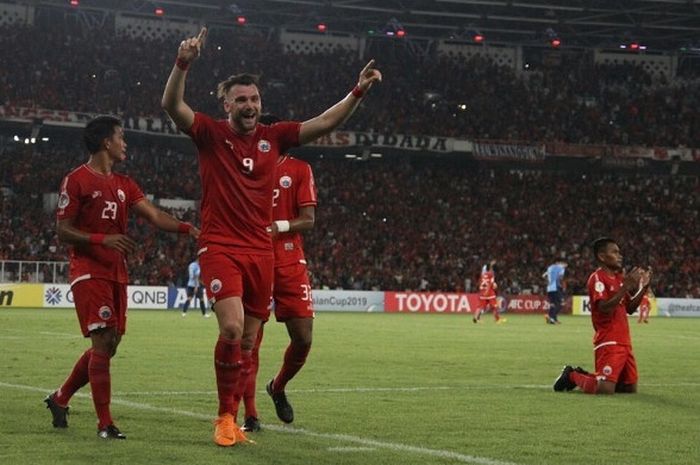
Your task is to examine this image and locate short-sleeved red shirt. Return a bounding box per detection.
[272,155,317,267]
[185,113,301,254]
[56,164,144,284]
[587,268,632,347]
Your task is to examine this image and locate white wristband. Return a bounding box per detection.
[274,220,290,233]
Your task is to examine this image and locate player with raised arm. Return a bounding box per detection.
[233,114,317,432]
[161,27,381,446]
[473,261,505,324]
[553,237,651,395]
[45,115,199,439]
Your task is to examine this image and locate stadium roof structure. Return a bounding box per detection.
[41,0,700,51]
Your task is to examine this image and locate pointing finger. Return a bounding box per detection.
[197,26,208,48]
[360,59,375,75]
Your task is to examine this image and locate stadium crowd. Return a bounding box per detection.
[1,140,698,298]
[1,23,700,147]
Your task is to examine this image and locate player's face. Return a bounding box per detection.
[599,243,623,271]
[105,126,127,162]
[224,84,261,134]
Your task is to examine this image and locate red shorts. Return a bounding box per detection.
[72,278,127,337]
[199,245,274,321]
[595,344,638,385]
[273,262,314,322]
[479,296,497,308]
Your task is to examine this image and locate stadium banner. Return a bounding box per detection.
[309,131,456,153]
[572,295,658,317]
[384,291,480,314]
[311,290,384,312]
[40,284,168,309]
[506,294,556,314]
[0,283,44,308]
[656,298,700,317]
[167,286,209,310]
[473,141,545,162]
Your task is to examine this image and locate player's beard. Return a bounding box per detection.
[233,110,259,133]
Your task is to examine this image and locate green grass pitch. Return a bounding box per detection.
[1,309,698,465]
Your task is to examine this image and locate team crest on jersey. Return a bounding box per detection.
[279,175,292,188]
[602,365,613,376]
[117,189,126,202]
[258,139,271,153]
[594,281,605,293]
[57,192,70,209]
[210,279,222,294]
[98,306,112,320]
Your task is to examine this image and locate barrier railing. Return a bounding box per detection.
[0,260,69,283]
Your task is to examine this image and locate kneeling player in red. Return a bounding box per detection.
[46,116,199,439]
[553,237,651,395]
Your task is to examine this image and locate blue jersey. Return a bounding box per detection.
[187,261,201,287]
[546,264,565,292]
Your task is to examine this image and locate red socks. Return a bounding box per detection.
[55,348,92,406]
[243,330,263,419]
[571,371,598,394]
[272,343,311,392]
[214,336,242,416]
[88,350,112,429]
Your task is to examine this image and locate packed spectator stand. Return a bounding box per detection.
[1,21,699,298]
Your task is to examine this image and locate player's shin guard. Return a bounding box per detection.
[214,336,242,416]
[55,348,92,406]
[89,351,113,429]
[570,370,598,394]
[273,342,311,392]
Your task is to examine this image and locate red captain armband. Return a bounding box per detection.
[175,57,190,71]
[178,222,193,234]
[89,233,105,245]
[351,85,364,99]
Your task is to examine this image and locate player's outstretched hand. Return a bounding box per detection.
[357,59,382,93]
[178,27,207,64]
[103,234,138,255]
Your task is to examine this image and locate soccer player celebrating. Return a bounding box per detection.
[234,114,317,432]
[46,115,199,439]
[474,261,505,324]
[553,237,651,395]
[161,27,381,446]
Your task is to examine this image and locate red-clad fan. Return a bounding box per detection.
[161,27,381,446]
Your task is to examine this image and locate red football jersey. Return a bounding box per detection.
[56,164,145,284]
[479,271,497,298]
[185,113,301,253]
[587,268,632,347]
[273,155,317,267]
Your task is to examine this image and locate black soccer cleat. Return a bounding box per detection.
[44,392,69,428]
[266,379,294,424]
[97,424,127,440]
[241,416,261,432]
[553,365,577,392]
[574,366,590,375]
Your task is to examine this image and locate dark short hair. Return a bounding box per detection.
[216,73,260,100]
[83,115,122,154]
[592,237,616,262]
[259,113,281,125]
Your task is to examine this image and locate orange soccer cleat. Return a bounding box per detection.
[213,413,252,446]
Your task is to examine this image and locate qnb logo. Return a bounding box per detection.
[45,287,63,305]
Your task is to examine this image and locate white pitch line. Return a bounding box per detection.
[109,381,700,396]
[0,380,521,465]
[327,446,377,452]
